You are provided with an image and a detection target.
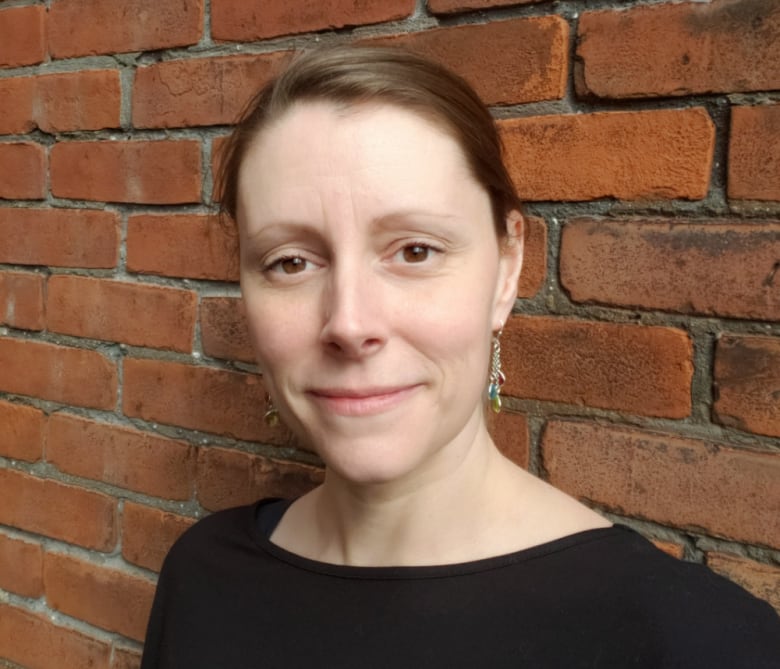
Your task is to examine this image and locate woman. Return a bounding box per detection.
[141,46,779,668]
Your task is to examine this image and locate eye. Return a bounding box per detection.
[400,244,434,263]
[266,255,311,274]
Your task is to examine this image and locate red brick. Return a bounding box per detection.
[499,108,714,201]
[44,552,155,642]
[0,604,111,669]
[518,215,546,298]
[543,420,780,549]
[49,0,203,58]
[0,76,35,134]
[46,414,195,499]
[0,207,119,268]
[200,296,254,363]
[0,142,46,200]
[706,552,780,613]
[368,17,568,105]
[133,52,288,129]
[487,410,529,470]
[502,316,693,418]
[429,0,539,13]
[196,447,323,511]
[0,399,45,462]
[0,5,46,68]
[651,539,685,560]
[123,357,282,442]
[714,335,780,439]
[126,213,238,281]
[560,219,780,321]
[212,0,414,41]
[121,502,195,572]
[728,104,780,201]
[47,275,197,352]
[577,0,780,99]
[34,70,122,133]
[50,140,201,204]
[0,338,117,409]
[0,533,43,598]
[0,469,117,550]
[0,270,45,330]
[112,646,142,669]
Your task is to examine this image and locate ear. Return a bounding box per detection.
[492,210,524,331]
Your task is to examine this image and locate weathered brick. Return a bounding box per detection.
[0,604,111,669]
[0,533,43,598]
[212,0,415,41]
[487,410,529,470]
[200,296,254,363]
[34,70,122,133]
[196,446,323,511]
[518,215,546,298]
[0,270,45,330]
[714,335,780,439]
[50,140,201,204]
[0,142,46,200]
[126,214,238,281]
[0,469,117,550]
[49,0,203,58]
[0,207,119,268]
[0,76,35,134]
[429,0,539,13]
[112,646,142,669]
[47,275,197,352]
[123,358,281,442]
[502,316,693,418]
[577,0,780,99]
[133,52,288,129]
[0,338,117,409]
[651,539,685,560]
[706,552,780,613]
[0,5,46,68]
[121,502,195,572]
[500,109,714,201]
[0,399,45,462]
[543,420,780,549]
[560,219,780,321]
[46,414,195,499]
[368,17,568,105]
[728,104,780,201]
[44,552,155,642]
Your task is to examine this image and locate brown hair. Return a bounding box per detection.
[216,45,522,236]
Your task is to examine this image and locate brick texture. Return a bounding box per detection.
[126,214,239,281]
[543,420,780,549]
[577,0,780,98]
[0,604,111,669]
[133,52,288,129]
[196,447,323,511]
[0,338,117,409]
[121,502,195,572]
[212,0,415,41]
[46,414,195,499]
[651,540,685,560]
[429,0,539,13]
[368,17,568,105]
[713,336,780,439]
[499,109,715,201]
[0,77,36,134]
[0,143,46,200]
[728,104,780,201]
[51,140,201,204]
[44,552,155,642]
[46,275,198,352]
[487,410,529,470]
[0,533,43,598]
[200,296,255,363]
[502,316,693,418]
[112,646,142,669]
[706,553,780,613]
[0,270,45,330]
[560,219,780,321]
[49,0,203,58]
[0,399,45,462]
[0,207,119,268]
[0,5,46,68]
[0,469,116,550]
[518,215,546,298]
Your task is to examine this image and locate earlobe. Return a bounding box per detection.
[492,210,525,330]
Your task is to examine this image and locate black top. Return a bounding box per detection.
[141,499,780,668]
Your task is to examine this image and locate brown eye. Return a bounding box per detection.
[402,245,430,263]
[279,257,308,274]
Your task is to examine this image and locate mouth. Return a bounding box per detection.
[306,385,421,417]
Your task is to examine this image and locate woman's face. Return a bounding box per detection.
[237,101,521,487]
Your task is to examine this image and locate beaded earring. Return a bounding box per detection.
[263,393,280,427]
[487,330,506,413]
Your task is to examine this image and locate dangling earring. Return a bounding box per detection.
[488,330,506,413]
[264,393,279,427]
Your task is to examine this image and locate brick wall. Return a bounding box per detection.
[0,0,778,666]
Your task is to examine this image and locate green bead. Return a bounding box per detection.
[491,394,501,413]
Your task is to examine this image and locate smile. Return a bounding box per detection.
[307,385,421,417]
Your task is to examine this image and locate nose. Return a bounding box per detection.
[319,264,386,358]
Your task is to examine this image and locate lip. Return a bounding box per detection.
[307,385,421,417]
